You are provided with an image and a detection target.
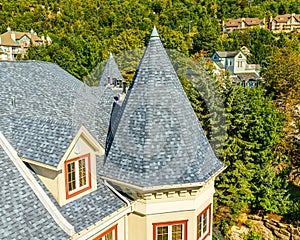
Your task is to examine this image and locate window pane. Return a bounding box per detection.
[79,158,87,187]
[105,231,113,240]
[203,211,208,234]
[198,215,202,237]
[172,224,183,240]
[67,162,76,191]
[157,226,168,240]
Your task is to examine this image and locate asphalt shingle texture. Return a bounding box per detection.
[0,61,119,166]
[0,145,68,239]
[32,155,126,233]
[1,116,79,166]
[101,28,225,187]
[98,53,124,88]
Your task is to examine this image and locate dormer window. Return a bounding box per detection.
[197,204,211,240]
[64,153,91,199]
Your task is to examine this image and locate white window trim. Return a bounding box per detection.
[156,224,185,240]
[198,206,211,240]
[67,156,89,194]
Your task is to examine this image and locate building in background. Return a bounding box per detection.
[269,13,300,33]
[0,27,51,60]
[210,49,261,87]
[223,18,265,34]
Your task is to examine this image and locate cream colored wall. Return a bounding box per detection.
[27,133,99,206]
[58,136,98,205]
[128,180,215,240]
[29,164,60,200]
[128,213,147,240]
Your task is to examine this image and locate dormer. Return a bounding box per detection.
[15,119,104,206]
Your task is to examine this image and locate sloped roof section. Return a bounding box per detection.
[98,53,124,88]
[216,51,239,58]
[32,155,127,233]
[101,27,224,188]
[1,116,79,166]
[224,18,264,27]
[273,13,300,23]
[0,145,68,239]
[0,61,119,166]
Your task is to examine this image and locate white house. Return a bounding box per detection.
[211,50,261,87]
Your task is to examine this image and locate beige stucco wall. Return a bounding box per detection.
[128,180,215,240]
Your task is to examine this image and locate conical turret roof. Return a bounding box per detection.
[101,27,224,189]
[98,53,123,87]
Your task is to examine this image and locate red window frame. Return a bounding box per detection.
[64,153,92,199]
[93,224,118,240]
[153,220,188,240]
[197,204,212,240]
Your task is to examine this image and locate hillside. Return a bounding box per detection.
[0,0,299,238]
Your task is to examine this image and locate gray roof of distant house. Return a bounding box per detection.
[215,51,239,58]
[101,27,225,187]
[0,61,119,166]
[98,53,124,88]
[0,145,68,239]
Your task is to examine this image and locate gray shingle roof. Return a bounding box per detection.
[1,116,79,166]
[101,27,225,188]
[0,61,119,166]
[32,155,127,233]
[0,145,68,239]
[216,51,239,58]
[98,53,124,88]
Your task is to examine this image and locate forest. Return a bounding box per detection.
[0,0,299,238]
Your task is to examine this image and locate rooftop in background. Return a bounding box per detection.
[0,27,52,61]
[223,17,265,34]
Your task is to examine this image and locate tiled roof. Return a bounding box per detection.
[0,61,119,166]
[0,31,44,47]
[101,27,224,188]
[224,18,263,27]
[1,116,79,166]
[98,53,124,88]
[216,51,239,58]
[0,32,20,47]
[273,13,300,23]
[237,73,260,81]
[33,155,127,233]
[0,145,68,239]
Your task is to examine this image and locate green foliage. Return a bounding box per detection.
[1,0,299,81]
[245,230,263,240]
[215,85,290,217]
[1,0,299,225]
[217,220,230,237]
[245,220,253,228]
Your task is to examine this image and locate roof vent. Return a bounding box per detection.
[11,97,16,107]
